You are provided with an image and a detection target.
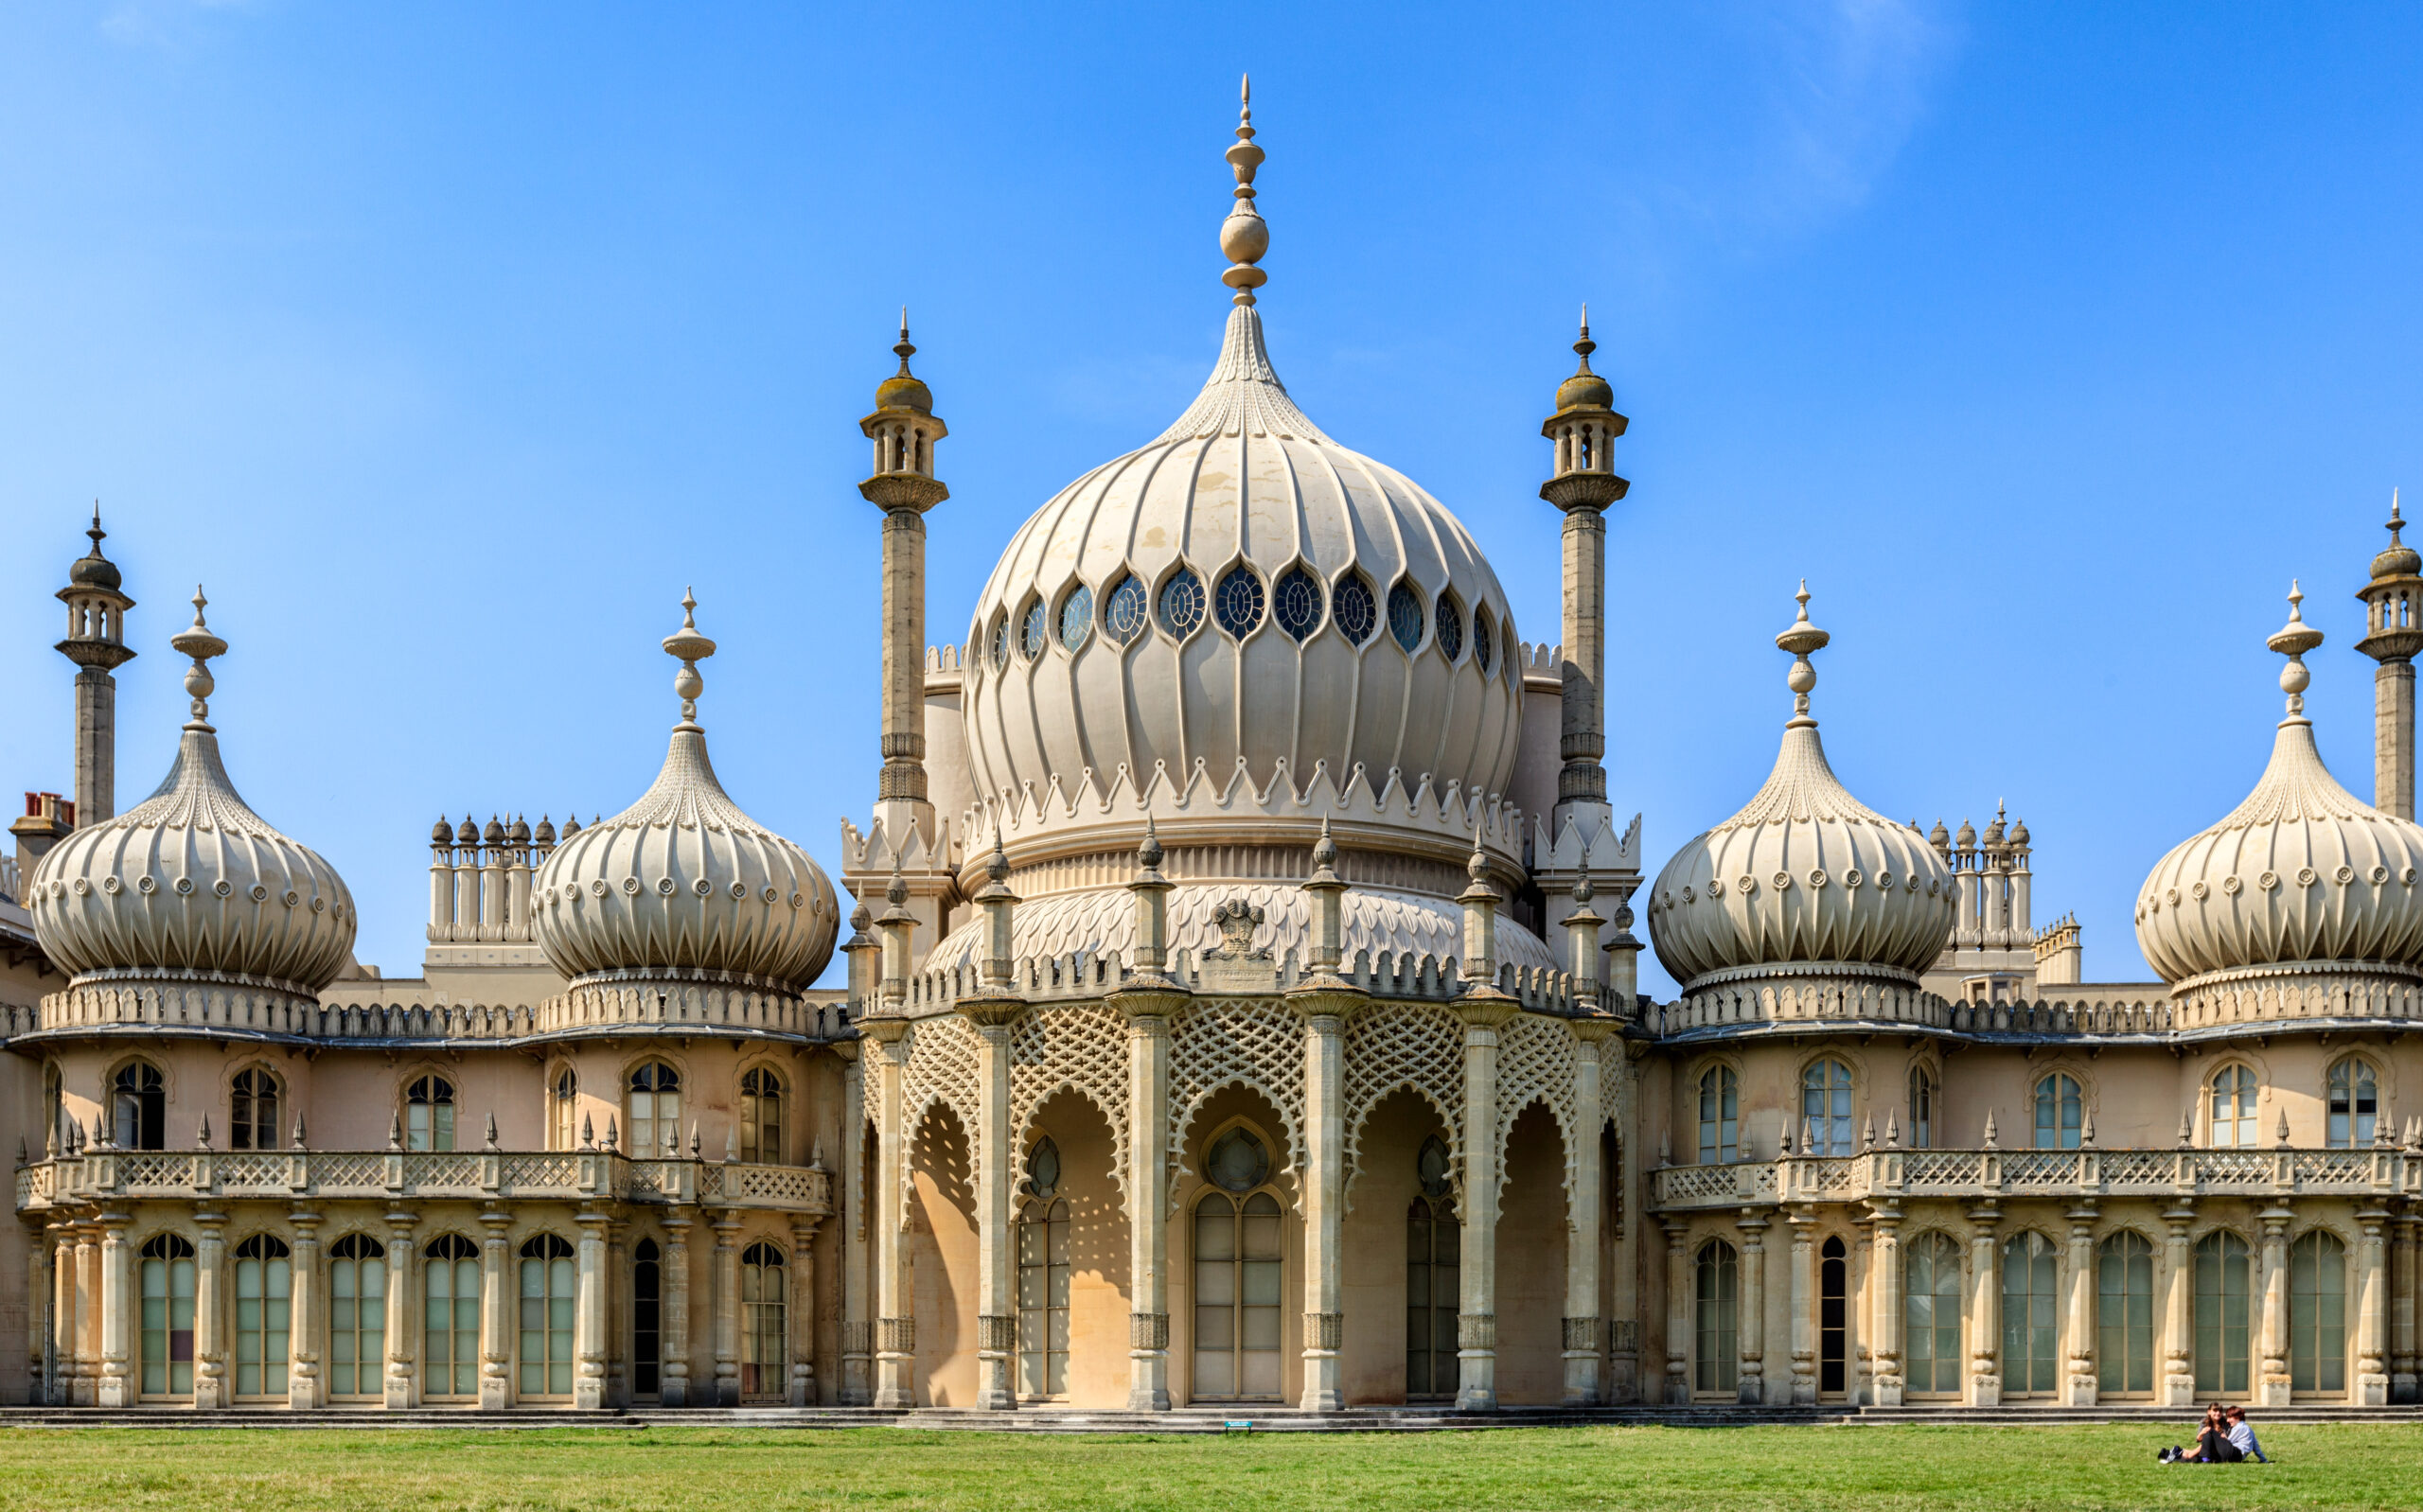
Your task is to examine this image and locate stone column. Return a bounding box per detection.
[2063,1204,2097,1406]
[1786,1208,1816,1405]
[22,1223,45,1404]
[2161,1203,2197,1406]
[46,1222,71,1406]
[712,1208,741,1407]
[575,1206,610,1410]
[859,325,946,835]
[1967,1203,2000,1407]
[837,1045,871,1406]
[2379,658,2416,819]
[1563,1021,1614,1407]
[1536,320,1626,819]
[1454,995,1520,1411]
[2258,1204,2292,1406]
[1295,1002,1349,1412]
[1868,1202,1904,1406]
[2359,1206,2391,1405]
[862,1015,915,1410]
[95,1208,131,1407]
[286,1207,323,1411]
[787,1216,822,1407]
[1663,1218,1691,1404]
[1117,993,1179,1411]
[478,1206,512,1410]
[72,1221,97,1405]
[1736,1211,1768,1405]
[2395,1212,2418,1403]
[606,1221,628,1409]
[660,1212,693,1406]
[383,1210,416,1409]
[961,991,1022,1412]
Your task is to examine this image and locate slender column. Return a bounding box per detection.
[2395,1213,2418,1403]
[1118,997,1177,1410]
[72,1221,97,1405]
[575,1206,610,1410]
[2258,1204,2292,1406]
[23,1223,47,1406]
[1537,320,1626,818]
[837,1046,871,1405]
[863,1017,915,1409]
[287,1207,323,1410]
[1868,1203,1903,1406]
[1455,998,1519,1411]
[964,1006,1020,1411]
[859,325,947,828]
[2359,1206,2392,1405]
[478,1206,512,1410]
[1967,1203,2000,1407]
[787,1216,822,1407]
[1735,1212,1767,1405]
[659,1212,693,1406]
[2379,659,2416,820]
[1562,1021,1613,1406]
[606,1222,628,1408]
[70,666,118,825]
[1787,1209,1816,1405]
[2063,1204,2097,1406]
[47,1222,72,1406]
[2160,1203,2197,1406]
[95,1209,132,1407]
[1662,1219,1690,1404]
[383,1210,416,1409]
[1296,1006,1348,1412]
[712,1208,741,1406]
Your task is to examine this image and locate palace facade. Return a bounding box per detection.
[5,89,2423,1415]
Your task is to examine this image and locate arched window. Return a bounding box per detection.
[1698,1066,1738,1165]
[42,1065,61,1154]
[2210,1065,2259,1149]
[1017,1195,1070,1399]
[1103,574,1149,646]
[1907,1066,1935,1150]
[1273,566,1324,642]
[1332,574,1377,645]
[1904,1232,1964,1396]
[230,1068,278,1152]
[422,1235,481,1398]
[327,1234,387,1398]
[1214,565,1266,639]
[1158,568,1205,639]
[1434,594,1464,660]
[138,1234,195,1398]
[550,1068,577,1152]
[113,1062,165,1151]
[1387,582,1426,653]
[741,1240,787,1401]
[1057,584,1094,653]
[2096,1230,2156,1398]
[2194,1230,2254,1397]
[233,1234,292,1399]
[1802,1059,1853,1155]
[2032,1073,2083,1151]
[1693,1239,1739,1396]
[2290,1229,2348,1396]
[1474,607,1495,674]
[2001,1231,2059,1397]
[2328,1060,2379,1149]
[518,1235,576,1398]
[403,1075,455,1153]
[1017,597,1048,660]
[987,612,1010,670]
[1193,1128,1281,1401]
[628,1063,681,1157]
[632,1239,663,1397]
[1819,1236,1848,1397]
[1406,1135,1459,1400]
[739,1067,783,1164]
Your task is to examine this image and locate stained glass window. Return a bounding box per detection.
[1334,575,1376,645]
[1104,575,1148,644]
[1057,585,1093,652]
[1436,595,1464,660]
[1159,569,1205,638]
[1474,608,1494,673]
[1388,583,1425,652]
[989,614,1009,670]
[1214,566,1265,638]
[1273,567,1323,642]
[1019,598,1048,659]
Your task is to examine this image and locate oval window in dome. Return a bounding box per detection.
[1214,566,1265,638]
[1474,607,1495,674]
[1158,568,1206,638]
[1333,574,1377,645]
[1273,566,1323,642]
[1436,595,1464,660]
[1502,623,1519,679]
[1104,574,1149,645]
[1058,584,1093,652]
[988,613,1010,671]
[1388,582,1426,653]
[1019,598,1049,659]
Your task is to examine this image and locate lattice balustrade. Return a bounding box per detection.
[620,1161,681,1201]
[2198,1151,2274,1187]
[698,1166,726,1200]
[1168,999,1306,1207]
[1010,1004,1132,1209]
[499,1153,580,1190]
[119,1153,194,1189]
[1341,1004,1463,1203]
[2294,1150,2377,1187]
[1999,1152,2080,1190]
[310,1154,389,1191]
[724,1163,832,1209]
[2100,1150,2177,1188]
[215,1153,291,1189]
[1657,1163,1753,1204]
[1494,1011,1578,1205]
[1901,1151,1983,1188]
[1812,1158,1862,1194]
[405,1153,484,1188]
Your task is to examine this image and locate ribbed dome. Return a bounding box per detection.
[2136,590,2423,986]
[534,596,839,993]
[29,594,355,994]
[1647,590,1955,991]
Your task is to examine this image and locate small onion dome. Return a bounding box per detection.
[2009,818,2030,848]
[2137,584,2423,986]
[431,817,452,845]
[534,591,839,992]
[1954,818,1976,849]
[508,815,530,846]
[873,319,933,414]
[1647,585,1955,992]
[1983,808,2007,848]
[2375,493,2421,580]
[455,816,478,847]
[534,816,557,847]
[1554,317,1615,413]
[1927,818,1951,851]
[67,512,122,591]
[29,589,356,993]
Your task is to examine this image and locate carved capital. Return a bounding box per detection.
[1563,1316,1601,1352]
[1130,1311,1170,1350]
[877,1316,916,1354]
[1304,1311,1343,1351]
[1457,1313,1497,1350]
[978,1314,1017,1353]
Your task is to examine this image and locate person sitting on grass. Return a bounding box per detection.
[2225,1407,2268,1463]
[2161,1404,2239,1463]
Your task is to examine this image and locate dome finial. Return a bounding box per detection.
[2268,578,2325,720]
[169,584,228,731]
[1775,580,1830,727]
[87,502,105,554]
[2394,487,2405,543]
[1219,73,1269,308]
[1574,304,1596,371]
[662,587,717,730]
[894,308,914,376]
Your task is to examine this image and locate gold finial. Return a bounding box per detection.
[1220,73,1269,307]
[2268,578,2325,719]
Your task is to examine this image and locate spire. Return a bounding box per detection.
[1220,74,1268,308]
[170,586,228,733]
[663,588,716,730]
[1776,580,1829,728]
[895,308,913,374]
[2267,580,2325,724]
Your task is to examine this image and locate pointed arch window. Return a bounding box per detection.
[2033,1073,2084,1151]
[1017,1192,1070,1399]
[2001,1230,2060,1397]
[739,1067,784,1164]
[518,1235,575,1398]
[1017,598,1048,660]
[1693,1239,1739,1396]
[2290,1229,2348,1396]
[1802,1059,1853,1155]
[113,1062,165,1150]
[230,1068,278,1152]
[2210,1065,2259,1149]
[1103,574,1149,645]
[404,1075,455,1152]
[2194,1230,2255,1396]
[233,1234,291,1399]
[1819,1235,1848,1396]
[1474,607,1495,674]
[1435,594,1464,660]
[327,1234,387,1398]
[2328,1059,2379,1149]
[138,1234,195,1398]
[550,1068,578,1152]
[42,1065,61,1155]
[1057,584,1094,652]
[2097,1230,2156,1397]
[987,612,1010,670]
[1698,1065,1739,1165]
[1214,565,1265,638]
[1907,1065,1935,1150]
[1272,566,1323,642]
[1332,574,1377,645]
[1193,1128,1281,1401]
[741,1240,787,1401]
[1903,1232,1963,1396]
[1158,568,1205,639]
[632,1238,663,1398]
[1406,1134,1459,1399]
[421,1234,481,1398]
[1387,582,1425,652]
[628,1062,681,1156]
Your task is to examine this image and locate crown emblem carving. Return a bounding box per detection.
[1208,898,1270,961]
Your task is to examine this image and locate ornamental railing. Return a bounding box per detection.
[1653,1145,2420,1212]
[14,1149,832,1217]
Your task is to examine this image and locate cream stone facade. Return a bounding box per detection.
[6,88,2423,1417]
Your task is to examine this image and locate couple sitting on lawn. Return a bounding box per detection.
[2159,1405,2267,1464]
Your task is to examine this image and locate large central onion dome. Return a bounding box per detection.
[536,593,839,993]
[1648,588,1954,992]
[2137,586,2423,988]
[30,590,357,999]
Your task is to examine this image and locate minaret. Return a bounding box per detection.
[1538,310,1629,824]
[2356,490,2423,818]
[55,507,135,826]
[859,313,948,838]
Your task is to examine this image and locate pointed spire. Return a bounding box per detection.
[484,1111,500,1151]
[1862,1113,1877,1152]
[1776,581,1829,727]
[2268,580,2325,721]
[1220,73,1268,308]
[196,1114,212,1152]
[690,1120,702,1158]
[894,308,914,374]
[1982,1109,1999,1149]
[581,1113,595,1151]
[725,1120,739,1164]
[2276,1108,2292,1148]
[2179,1105,2195,1149]
[1884,1109,1901,1149]
[290,1111,308,1151]
[169,586,228,732]
[663,588,716,730]
[389,1113,403,1152]
[604,1114,619,1152]
[2079,1109,2096,1149]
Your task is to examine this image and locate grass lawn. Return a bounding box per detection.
[1,1422,2419,1511]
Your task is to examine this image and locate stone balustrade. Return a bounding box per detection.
[899,947,1593,1016]
[1652,1143,2421,1211]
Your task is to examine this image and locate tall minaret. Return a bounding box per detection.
[1538,311,1629,825]
[859,314,948,839]
[55,508,135,825]
[2356,490,2423,818]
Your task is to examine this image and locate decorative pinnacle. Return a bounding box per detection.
[1774,580,1830,725]
[1312,813,1337,871]
[2267,579,2325,719]
[86,503,106,556]
[986,832,1011,886]
[1219,73,1269,307]
[169,585,229,730]
[894,308,915,375]
[663,587,717,728]
[1573,304,1596,372]
[1138,815,1164,872]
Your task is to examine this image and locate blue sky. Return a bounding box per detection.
[2,2,2419,994]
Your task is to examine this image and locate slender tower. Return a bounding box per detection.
[2356,491,2423,819]
[1538,312,1629,824]
[859,316,948,838]
[55,508,135,826]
